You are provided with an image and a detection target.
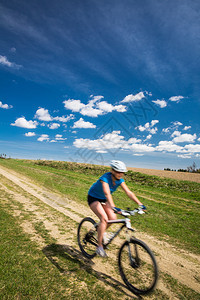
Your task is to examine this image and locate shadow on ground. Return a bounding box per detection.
[42,244,142,299]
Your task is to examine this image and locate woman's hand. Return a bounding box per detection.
[139,204,147,210]
[113,207,122,214]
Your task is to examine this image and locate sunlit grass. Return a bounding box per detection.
[0,158,200,254]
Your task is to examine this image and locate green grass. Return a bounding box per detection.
[162,273,200,300]
[0,158,200,255]
[0,158,200,299]
[0,186,124,299]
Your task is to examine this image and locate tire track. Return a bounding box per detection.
[0,165,199,296]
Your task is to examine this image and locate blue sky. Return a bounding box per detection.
[0,0,200,170]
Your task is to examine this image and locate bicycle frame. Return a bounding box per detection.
[77,208,158,295]
[103,218,135,248]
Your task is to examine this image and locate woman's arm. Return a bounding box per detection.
[101,180,115,208]
[120,182,143,205]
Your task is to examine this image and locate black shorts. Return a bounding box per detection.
[87,195,106,206]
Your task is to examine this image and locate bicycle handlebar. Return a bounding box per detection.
[113,207,145,217]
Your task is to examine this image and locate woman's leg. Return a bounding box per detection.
[103,202,117,222]
[89,201,108,247]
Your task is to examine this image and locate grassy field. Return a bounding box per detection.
[0,158,200,255]
[0,175,125,299]
[0,158,200,299]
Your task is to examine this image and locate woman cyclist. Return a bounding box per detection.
[88,160,146,257]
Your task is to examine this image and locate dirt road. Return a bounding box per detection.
[0,165,199,299]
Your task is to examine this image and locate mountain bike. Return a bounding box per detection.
[77,208,158,295]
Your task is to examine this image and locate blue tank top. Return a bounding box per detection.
[88,172,124,200]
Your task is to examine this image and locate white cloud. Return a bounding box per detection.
[126,137,142,144]
[96,101,113,112]
[0,55,13,67]
[169,96,184,102]
[63,98,103,117]
[162,121,183,134]
[138,123,149,132]
[73,118,96,129]
[137,120,159,134]
[73,128,200,157]
[73,130,154,154]
[149,128,158,134]
[74,131,124,151]
[0,55,21,69]
[35,107,74,123]
[55,134,67,141]
[37,134,49,142]
[184,144,200,153]
[152,99,167,108]
[162,128,170,133]
[25,132,36,137]
[11,117,38,129]
[121,92,145,103]
[48,123,60,130]
[172,132,197,143]
[53,114,74,122]
[113,104,127,112]
[156,141,183,152]
[0,101,13,109]
[63,99,85,112]
[151,120,159,126]
[129,143,155,153]
[96,150,108,153]
[80,106,103,117]
[183,126,191,131]
[35,108,52,121]
[90,95,104,101]
[155,140,200,155]
[173,121,183,127]
[146,134,152,140]
[64,96,126,117]
[96,101,126,113]
[198,137,200,142]
[178,154,192,159]
[171,130,181,137]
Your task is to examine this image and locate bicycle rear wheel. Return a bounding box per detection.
[77,217,98,259]
[118,238,158,295]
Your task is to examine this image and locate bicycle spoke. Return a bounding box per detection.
[118,239,158,295]
[77,217,98,259]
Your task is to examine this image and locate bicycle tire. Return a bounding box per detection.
[118,238,158,295]
[77,217,98,259]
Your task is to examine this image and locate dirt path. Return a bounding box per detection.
[0,165,199,298]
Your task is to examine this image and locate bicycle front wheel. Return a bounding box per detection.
[77,217,98,259]
[118,238,158,295]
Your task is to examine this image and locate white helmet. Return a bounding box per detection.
[110,160,127,172]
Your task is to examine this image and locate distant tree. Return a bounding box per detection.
[187,162,197,173]
[0,153,7,159]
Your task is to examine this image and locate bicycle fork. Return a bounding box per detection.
[127,239,140,268]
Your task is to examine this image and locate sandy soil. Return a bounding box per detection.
[128,167,200,183]
[0,164,199,299]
